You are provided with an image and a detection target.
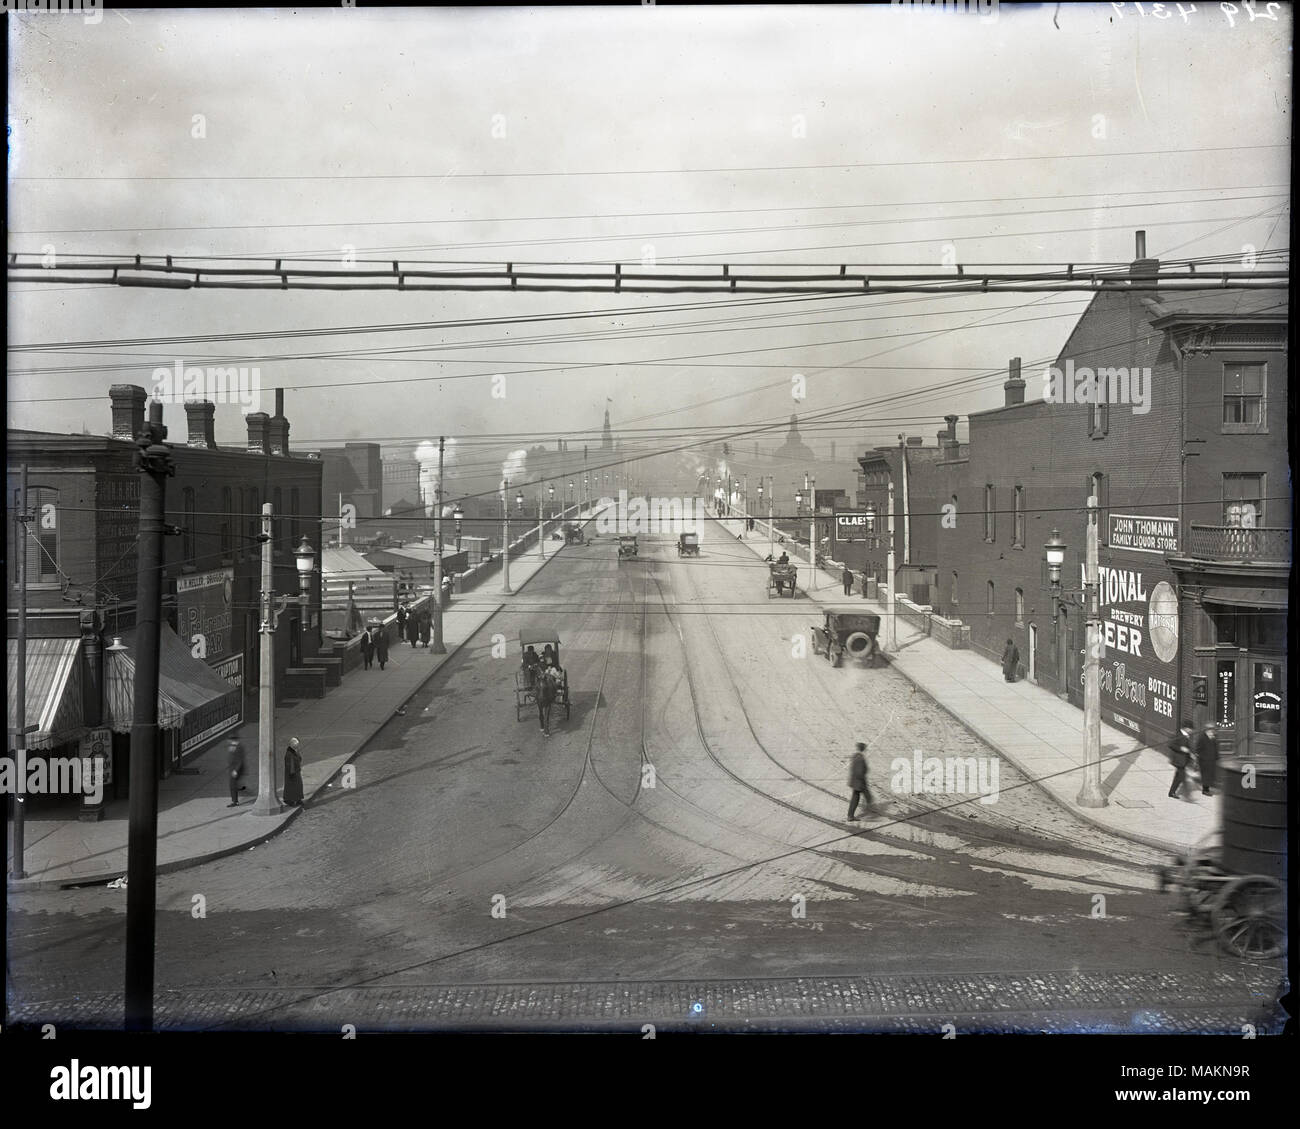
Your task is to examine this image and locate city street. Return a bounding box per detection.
[7,522,1284,1032]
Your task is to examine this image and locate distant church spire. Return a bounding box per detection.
[602,402,613,450]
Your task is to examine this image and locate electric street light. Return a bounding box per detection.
[548,483,555,519]
[453,503,464,552]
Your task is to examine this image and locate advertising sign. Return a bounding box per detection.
[177,567,235,663]
[180,690,242,753]
[1079,558,1180,740]
[833,510,876,542]
[1109,513,1179,554]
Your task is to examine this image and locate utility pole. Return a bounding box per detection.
[10,465,31,879]
[767,476,774,558]
[431,437,446,654]
[125,400,173,1031]
[537,491,545,560]
[1078,494,1106,807]
[808,474,817,592]
[501,478,512,595]
[252,503,283,819]
[884,475,897,654]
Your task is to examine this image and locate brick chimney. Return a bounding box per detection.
[1130,229,1159,280]
[1004,357,1025,406]
[267,388,289,455]
[184,400,217,449]
[943,414,960,452]
[109,384,148,440]
[246,412,271,454]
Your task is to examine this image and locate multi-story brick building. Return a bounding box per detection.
[7,386,324,798]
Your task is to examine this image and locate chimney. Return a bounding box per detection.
[109,384,148,441]
[184,400,217,449]
[943,414,960,452]
[246,412,271,454]
[267,387,289,455]
[1004,357,1025,406]
[1130,229,1159,280]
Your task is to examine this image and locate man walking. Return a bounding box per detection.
[225,736,246,808]
[847,741,873,821]
[419,610,431,648]
[1168,722,1195,800]
[1193,721,1218,797]
[360,625,375,670]
[842,566,855,596]
[405,604,420,647]
[396,602,407,639]
[375,626,389,671]
[1001,638,1020,683]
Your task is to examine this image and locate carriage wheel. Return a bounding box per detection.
[1210,876,1286,960]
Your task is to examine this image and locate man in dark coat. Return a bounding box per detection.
[406,606,420,646]
[360,626,375,670]
[1193,722,1218,796]
[283,737,304,806]
[375,627,389,671]
[396,603,408,637]
[419,611,431,647]
[225,737,245,807]
[1168,722,1194,799]
[847,742,873,821]
[842,566,855,596]
[1001,638,1019,682]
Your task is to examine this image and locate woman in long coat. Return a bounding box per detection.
[283,737,304,806]
[419,611,432,647]
[406,605,420,646]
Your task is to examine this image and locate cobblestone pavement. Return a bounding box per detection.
[8,969,1287,1033]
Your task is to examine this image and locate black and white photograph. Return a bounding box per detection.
[4,0,1292,1104]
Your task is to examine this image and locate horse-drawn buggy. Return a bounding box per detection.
[515,626,571,723]
[563,522,586,546]
[810,609,881,666]
[677,532,700,557]
[1156,757,1286,959]
[617,535,638,563]
[767,561,798,597]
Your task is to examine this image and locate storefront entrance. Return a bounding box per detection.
[1207,605,1286,759]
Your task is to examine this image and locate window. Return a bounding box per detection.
[273,487,284,554]
[986,580,995,617]
[984,485,995,542]
[182,487,196,562]
[1015,588,1025,626]
[247,487,260,548]
[290,486,301,549]
[1090,472,1109,536]
[1223,473,1264,528]
[1013,486,1024,548]
[950,571,959,615]
[1088,373,1110,438]
[1223,363,1265,431]
[221,486,233,558]
[20,486,61,584]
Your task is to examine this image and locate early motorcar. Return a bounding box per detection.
[810,609,881,666]
[617,535,638,562]
[677,532,700,557]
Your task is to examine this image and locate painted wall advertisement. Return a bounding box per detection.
[833,510,876,542]
[176,567,235,663]
[1108,513,1179,555]
[1080,553,1180,741]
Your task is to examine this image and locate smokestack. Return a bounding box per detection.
[1004,357,1025,407]
[109,384,148,441]
[184,400,217,449]
[246,412,270,454]
[1136,230,1146,259]
[1130,229,1159,280]
[267,387,289,455]
[943,413,960,452]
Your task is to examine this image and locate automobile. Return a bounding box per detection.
[677,532,700,557]
[810,609,881,666]
[563,523,586,545]
[617,535,638,562]
[515,626,571,723]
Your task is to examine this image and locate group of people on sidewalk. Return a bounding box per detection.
[223,735,305,810]
[1167,721,1219,801]
[395,603,433,649]
[358,624,390,670]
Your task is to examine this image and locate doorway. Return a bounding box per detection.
[1027,623,1037,684]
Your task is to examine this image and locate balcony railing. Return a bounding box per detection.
[1185,524,1291,563]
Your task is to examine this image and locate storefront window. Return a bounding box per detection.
[1252,610,1286,652]
[1252,662,1282,734]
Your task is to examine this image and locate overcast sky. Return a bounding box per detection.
[7,4,1291,485]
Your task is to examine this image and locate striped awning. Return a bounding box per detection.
[6,638,84,750]
[105,624,240,733]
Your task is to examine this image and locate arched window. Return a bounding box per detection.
[1015,587,1025,626]
[987,580,995,617]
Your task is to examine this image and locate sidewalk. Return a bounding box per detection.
[9,508,602,890]
[718,515,1216,855]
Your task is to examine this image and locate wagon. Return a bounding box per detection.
[677,532,700,557]
[617,535,638,562]
[563,523,586,546]
[810,609,881,667]
[1156,756,1286,959]
[767,562,798,597]
[515,626,571,723]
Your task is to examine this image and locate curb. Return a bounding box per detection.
[8,531,585,893]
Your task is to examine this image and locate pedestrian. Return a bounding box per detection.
[225,736,245,807]
[1001,638,1020,683]
[396,603,408,637]
[375,626,389,671]
[283,737,304,807]
[419,611,431,648]
[1193,721,1218,796]
[1167,722,1194,800]
[360,626,375,670]
[842,566,855,596]
[406,605,420,647]
[847,741,874,821]
[441,575,453,607]
[537,657,558,736]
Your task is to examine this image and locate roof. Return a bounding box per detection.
[518,625,561,645]
[6,638,84,749]
[322,545,389,578]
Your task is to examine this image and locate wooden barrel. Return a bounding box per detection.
[1219,757,1287,880]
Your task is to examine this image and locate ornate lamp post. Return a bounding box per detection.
[453,503,464,552]
[548,484,555,520]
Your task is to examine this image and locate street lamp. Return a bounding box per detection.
[1043,505,1106,809]
[515,489,524,514]
[453,503,464,552]
[548,483,555,519]
[294,536,315,604]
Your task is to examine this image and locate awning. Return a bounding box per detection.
[1202,586,1289,610]
[105,625,241,733]
[6,638,84,750]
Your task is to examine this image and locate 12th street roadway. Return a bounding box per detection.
[7,522,1284,1032]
